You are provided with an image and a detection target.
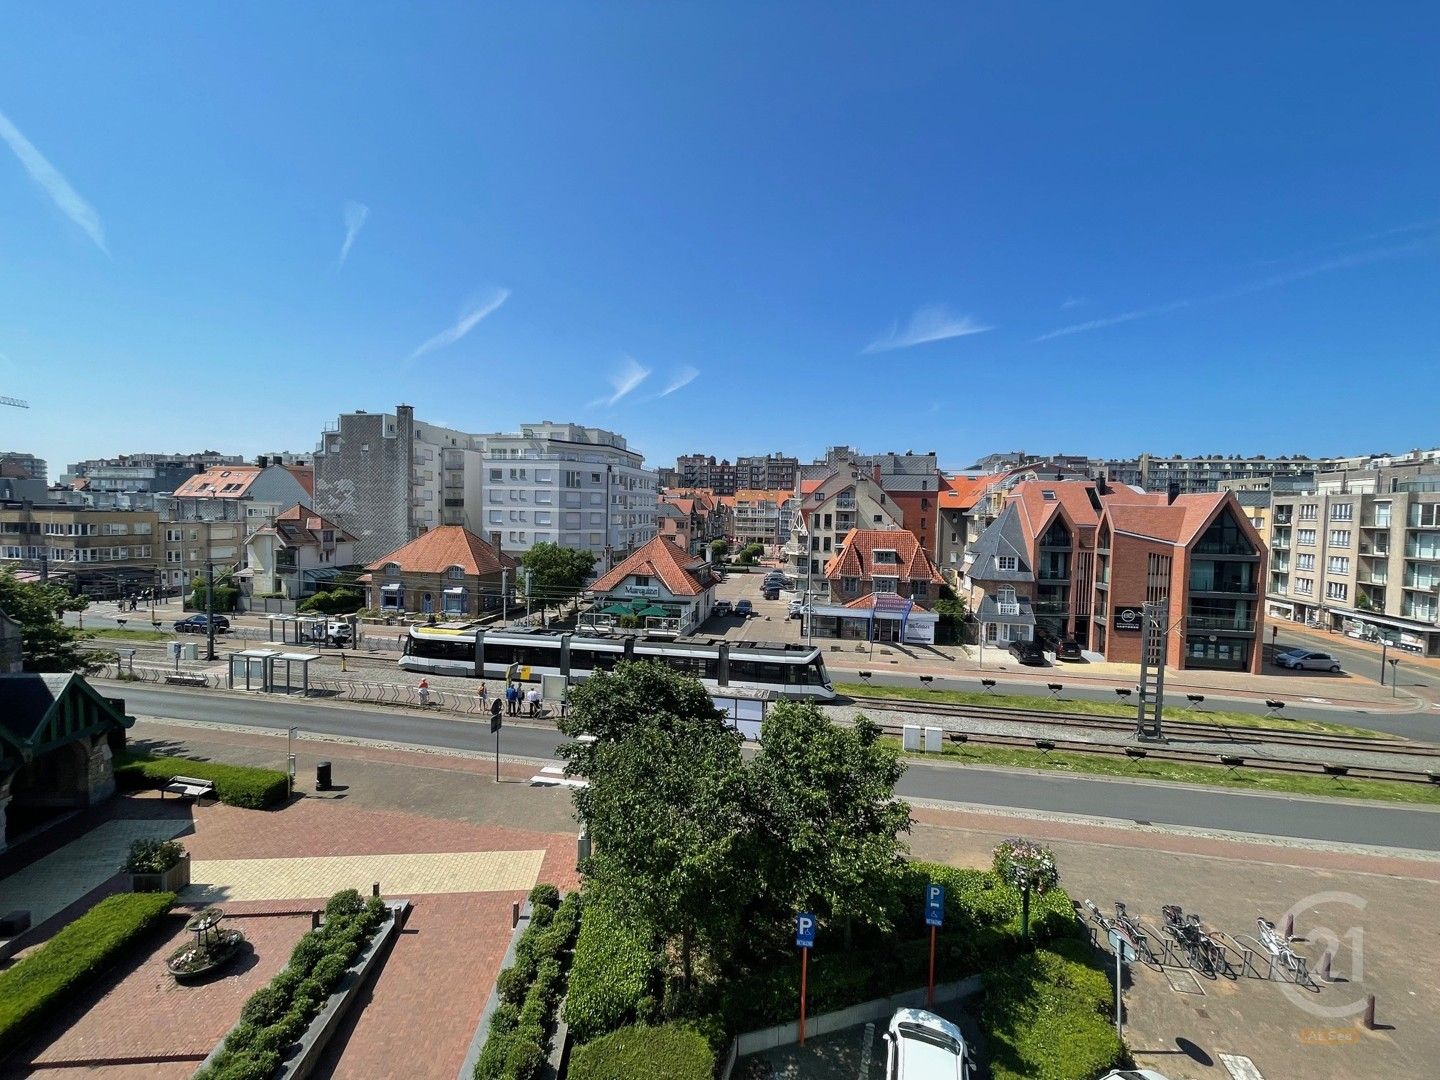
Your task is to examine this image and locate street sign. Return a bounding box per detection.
[795,911,816,949]
[490,702,503,734]
[925,883,946,927]
[1108,927,1138,963]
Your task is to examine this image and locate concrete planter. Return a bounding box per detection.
[130,853,190,893]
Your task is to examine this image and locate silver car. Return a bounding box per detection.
[884,1008,973,1080]
[1274,648,1341,672]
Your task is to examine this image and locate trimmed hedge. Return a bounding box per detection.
[567,1023,714,1080]
[562,893,662,1043]
[980,938,1128,1080]
[474,888,581,1080]
[114,751,288,809]
[195,889,389,1080]
[0,891,176,1054]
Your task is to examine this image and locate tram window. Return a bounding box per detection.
[568,648,594,670]
[484,643,514,666]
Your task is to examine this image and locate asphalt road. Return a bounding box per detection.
[112,684,1440,854]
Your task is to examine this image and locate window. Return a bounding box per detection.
[1294,577,1314,595]
[1326,581,1348,601]
[448,565,465,580]
[489,468,503,482]
[1373,502,1392,527]
[910,580,928,600]
[873,549,898,564]
[535,469,553,482]
[874,577,897,593]
[633,575,651,587]
[1329,530,1351,548]
[489,510,504,524]
[1296,554,1315,571]
[563,470,582,488]
[1299,504,1318,520]
[842,576,858,595]
[1298,529,1316,546]
[996,555,1017,571]
[1331,503,1352,521]
[1409,503,1440,528]
[1327,556,1349,575]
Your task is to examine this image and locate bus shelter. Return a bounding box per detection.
[227,649,319,695]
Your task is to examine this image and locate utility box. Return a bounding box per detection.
[924,726,943,753]
[182,643,199,661]
[902,725,921,752]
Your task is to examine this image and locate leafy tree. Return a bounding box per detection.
[934,584,966,619]
[0,569,109,672]
[296,588,363,615]
[615,613,641,629]
[992,838,1060,941]
[188,570,238,614]
[520,543,598,623]
[737,543,764,566]
[708,539,728,562]
[750,703,911,947]
[558,662,752,986]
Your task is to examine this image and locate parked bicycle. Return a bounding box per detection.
[1112,901,1157,963]
[1257,917,1310,982]
[1162,905,1228,977]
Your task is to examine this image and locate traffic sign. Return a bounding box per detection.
[925,883,946,927]
[1107,928,1138,963]
[795,911,816,949]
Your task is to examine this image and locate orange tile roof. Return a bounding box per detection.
[1008,479,1106,536]
[841,593,931,613]
[799,476,829,496]
[733,488,782,505]
[1102,492,1241,547]
[366,525,516,576]
[590,536,713,597]
[825,528,944,584]
[271,503,357,545]
[938,474,996,508]
[172,465,263,498]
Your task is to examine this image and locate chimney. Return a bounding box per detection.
[257,455,268,469]
[1167,482,1180,505]
[490,530,503,553]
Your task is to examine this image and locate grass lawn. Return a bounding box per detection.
[880,736,1440,806]
[837,681,1395,740]
[82,628,172,643]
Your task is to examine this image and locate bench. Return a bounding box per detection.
[162,775,216,800]
[164,673,209,687]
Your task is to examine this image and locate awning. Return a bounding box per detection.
[381,583,402,592]
[444,587,464,595]
[1330,607,1439,634]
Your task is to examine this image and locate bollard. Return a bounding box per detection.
[1363,994,1376,1030]
[1318,950,1332,982]
[1283,913,1295,940]
[512,901,521,929]
[372,881,380,898]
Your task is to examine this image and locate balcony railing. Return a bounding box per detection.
[834,497,857,510]
[1031,601,1069,615]
[1187,615,1257,632]
[1189,578,1257,595]
[1037,569,1069,581]
[1191,542,1260,556]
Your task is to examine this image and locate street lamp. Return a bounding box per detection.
[1379,638,1389,684]
[1387,658,1400,698]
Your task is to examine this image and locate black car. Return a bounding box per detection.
[1007,639,1046,666]
[1055,640,1084,662]
[174,614,230,633]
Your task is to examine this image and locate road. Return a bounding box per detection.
[1271,626,1437,703]
[111,684,1440,854]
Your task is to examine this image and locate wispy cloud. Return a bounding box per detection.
[658,365,699,397]
[0,107,108,254]
[589,356,651,407]
[1035,239,1432,342]
[1060,297,1086,309]
[337,200,369,266]
[405,288,510,363]
[863,304,992,353]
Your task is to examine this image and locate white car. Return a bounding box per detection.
[1273,648,1341,672]
[1100,1071,1174,1080]
[787,599,807,618]
[884,1008,973,1079]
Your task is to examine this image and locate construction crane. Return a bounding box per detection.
[0,395,30,409]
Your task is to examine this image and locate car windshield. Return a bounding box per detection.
[896,1021,962,1055]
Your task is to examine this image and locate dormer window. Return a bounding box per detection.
[873,549,898,564]
[385,563,401,578]
[447,565,465,580]
[996,555,1018,572]
[633,575,651,587]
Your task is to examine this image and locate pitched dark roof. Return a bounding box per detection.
[965,503,1036,583]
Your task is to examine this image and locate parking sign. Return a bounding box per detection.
[925,883,946,927]
[795,911,816,949]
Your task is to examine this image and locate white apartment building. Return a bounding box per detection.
[480,422,657,569]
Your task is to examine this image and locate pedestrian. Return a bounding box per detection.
[506,682,518,716]
[527,686,541,717]
[418,677,430,707]
[477,681,489,709]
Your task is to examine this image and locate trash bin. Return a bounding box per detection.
[316,761,332,790]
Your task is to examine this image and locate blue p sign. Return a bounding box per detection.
[795,911,816,949]
[925,883,946,927]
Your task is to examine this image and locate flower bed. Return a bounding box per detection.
[168,907,247,982]
[0,892,176,1055]
[114,751,288,809]
[473,884,582,1080]
[194,889,388,1080]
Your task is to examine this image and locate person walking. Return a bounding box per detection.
[526,686,541,717]
[477,681,489,710]
[418,677,430,707]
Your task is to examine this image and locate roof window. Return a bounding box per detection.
[1042,490,1056,500]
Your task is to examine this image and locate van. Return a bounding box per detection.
[884,1008,973,1079]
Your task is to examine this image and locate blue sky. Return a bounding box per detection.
[1,3,1437,479]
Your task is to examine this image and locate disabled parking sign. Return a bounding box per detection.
[925,883,946,927]
[795,911,816,949]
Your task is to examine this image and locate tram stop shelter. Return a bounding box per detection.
[227,649,320,695]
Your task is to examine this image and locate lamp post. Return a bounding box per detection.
[1379,638,1389,685]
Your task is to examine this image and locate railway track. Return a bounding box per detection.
[845,695,1440,758]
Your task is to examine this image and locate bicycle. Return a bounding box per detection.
[1257,917,1310,982]
[1162,906,1227,977]
[1113,901,1156,963]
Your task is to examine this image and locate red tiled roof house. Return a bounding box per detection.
[366,526,517,618]
[808,528,944,643]
[584,536,719,635]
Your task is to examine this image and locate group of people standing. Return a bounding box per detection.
[473,680,545,717]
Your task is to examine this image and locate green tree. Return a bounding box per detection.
[188,570,238,614]
[0,570,108,672]
[992,838,1060,941]
[934,584,968,645]
[750,703,911,947]
[708,539,729,562]
[296,588,363,615]
[558,662,752,986]
[737,543,764,565]
[519,542,598,623]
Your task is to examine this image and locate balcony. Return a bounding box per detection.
[1031,600,1069,616]
[1037,569,1069,581]
[1272,513,1293,526]
[1189,578,1258,596]
[1186,615,1257,632]
[1357,568,1389,585]
[1191,542,1260,557]
[835,497,857,510]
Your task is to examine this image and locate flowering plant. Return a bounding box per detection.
[992,838,1059,940]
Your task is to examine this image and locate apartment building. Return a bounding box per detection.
[865,452,942,561]
[808,528,943,644]
[730,489,789,552]
[784,466,902,600]
[480,422,657,569]
[61,452,244,494]
[675,454,739,495]
[0,452,47,483]
[244,505,359,599]
[1266,466,1440,654]
[0,504,160,598]
[735,453,799,491]
[1103,453,1340,495]
[312,405,487,564]
[936,474,997,585]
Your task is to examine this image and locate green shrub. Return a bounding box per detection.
[288,932,326,973]
[497,965,529,1006]
[113,751,288,809]
[223,1021,259,1054]
[528,904,554,930]
[311,952,351,993]
[563,896,661,1043]
[120,837,186,873]
[568,1023,714,1080]
[980,943,1127,1080]
[527,882,560,910]
[240,984,289,1028]
[324,888,365,921]
[504,1037,546,1080]
[0,891,175,1054]
[297,588,363,615]
[208,1048,281,1080]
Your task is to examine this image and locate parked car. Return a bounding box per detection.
[734,600,754,617]
[1007,639,1046,666]
[1055,639,1084,662]
[883,1008,973,1080]
[712,600,732,617]
[762,587,781,601]
[787,599,807,618]
[174,614,229,634]
[1274,649,1342,672]
[763,575,789,590]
